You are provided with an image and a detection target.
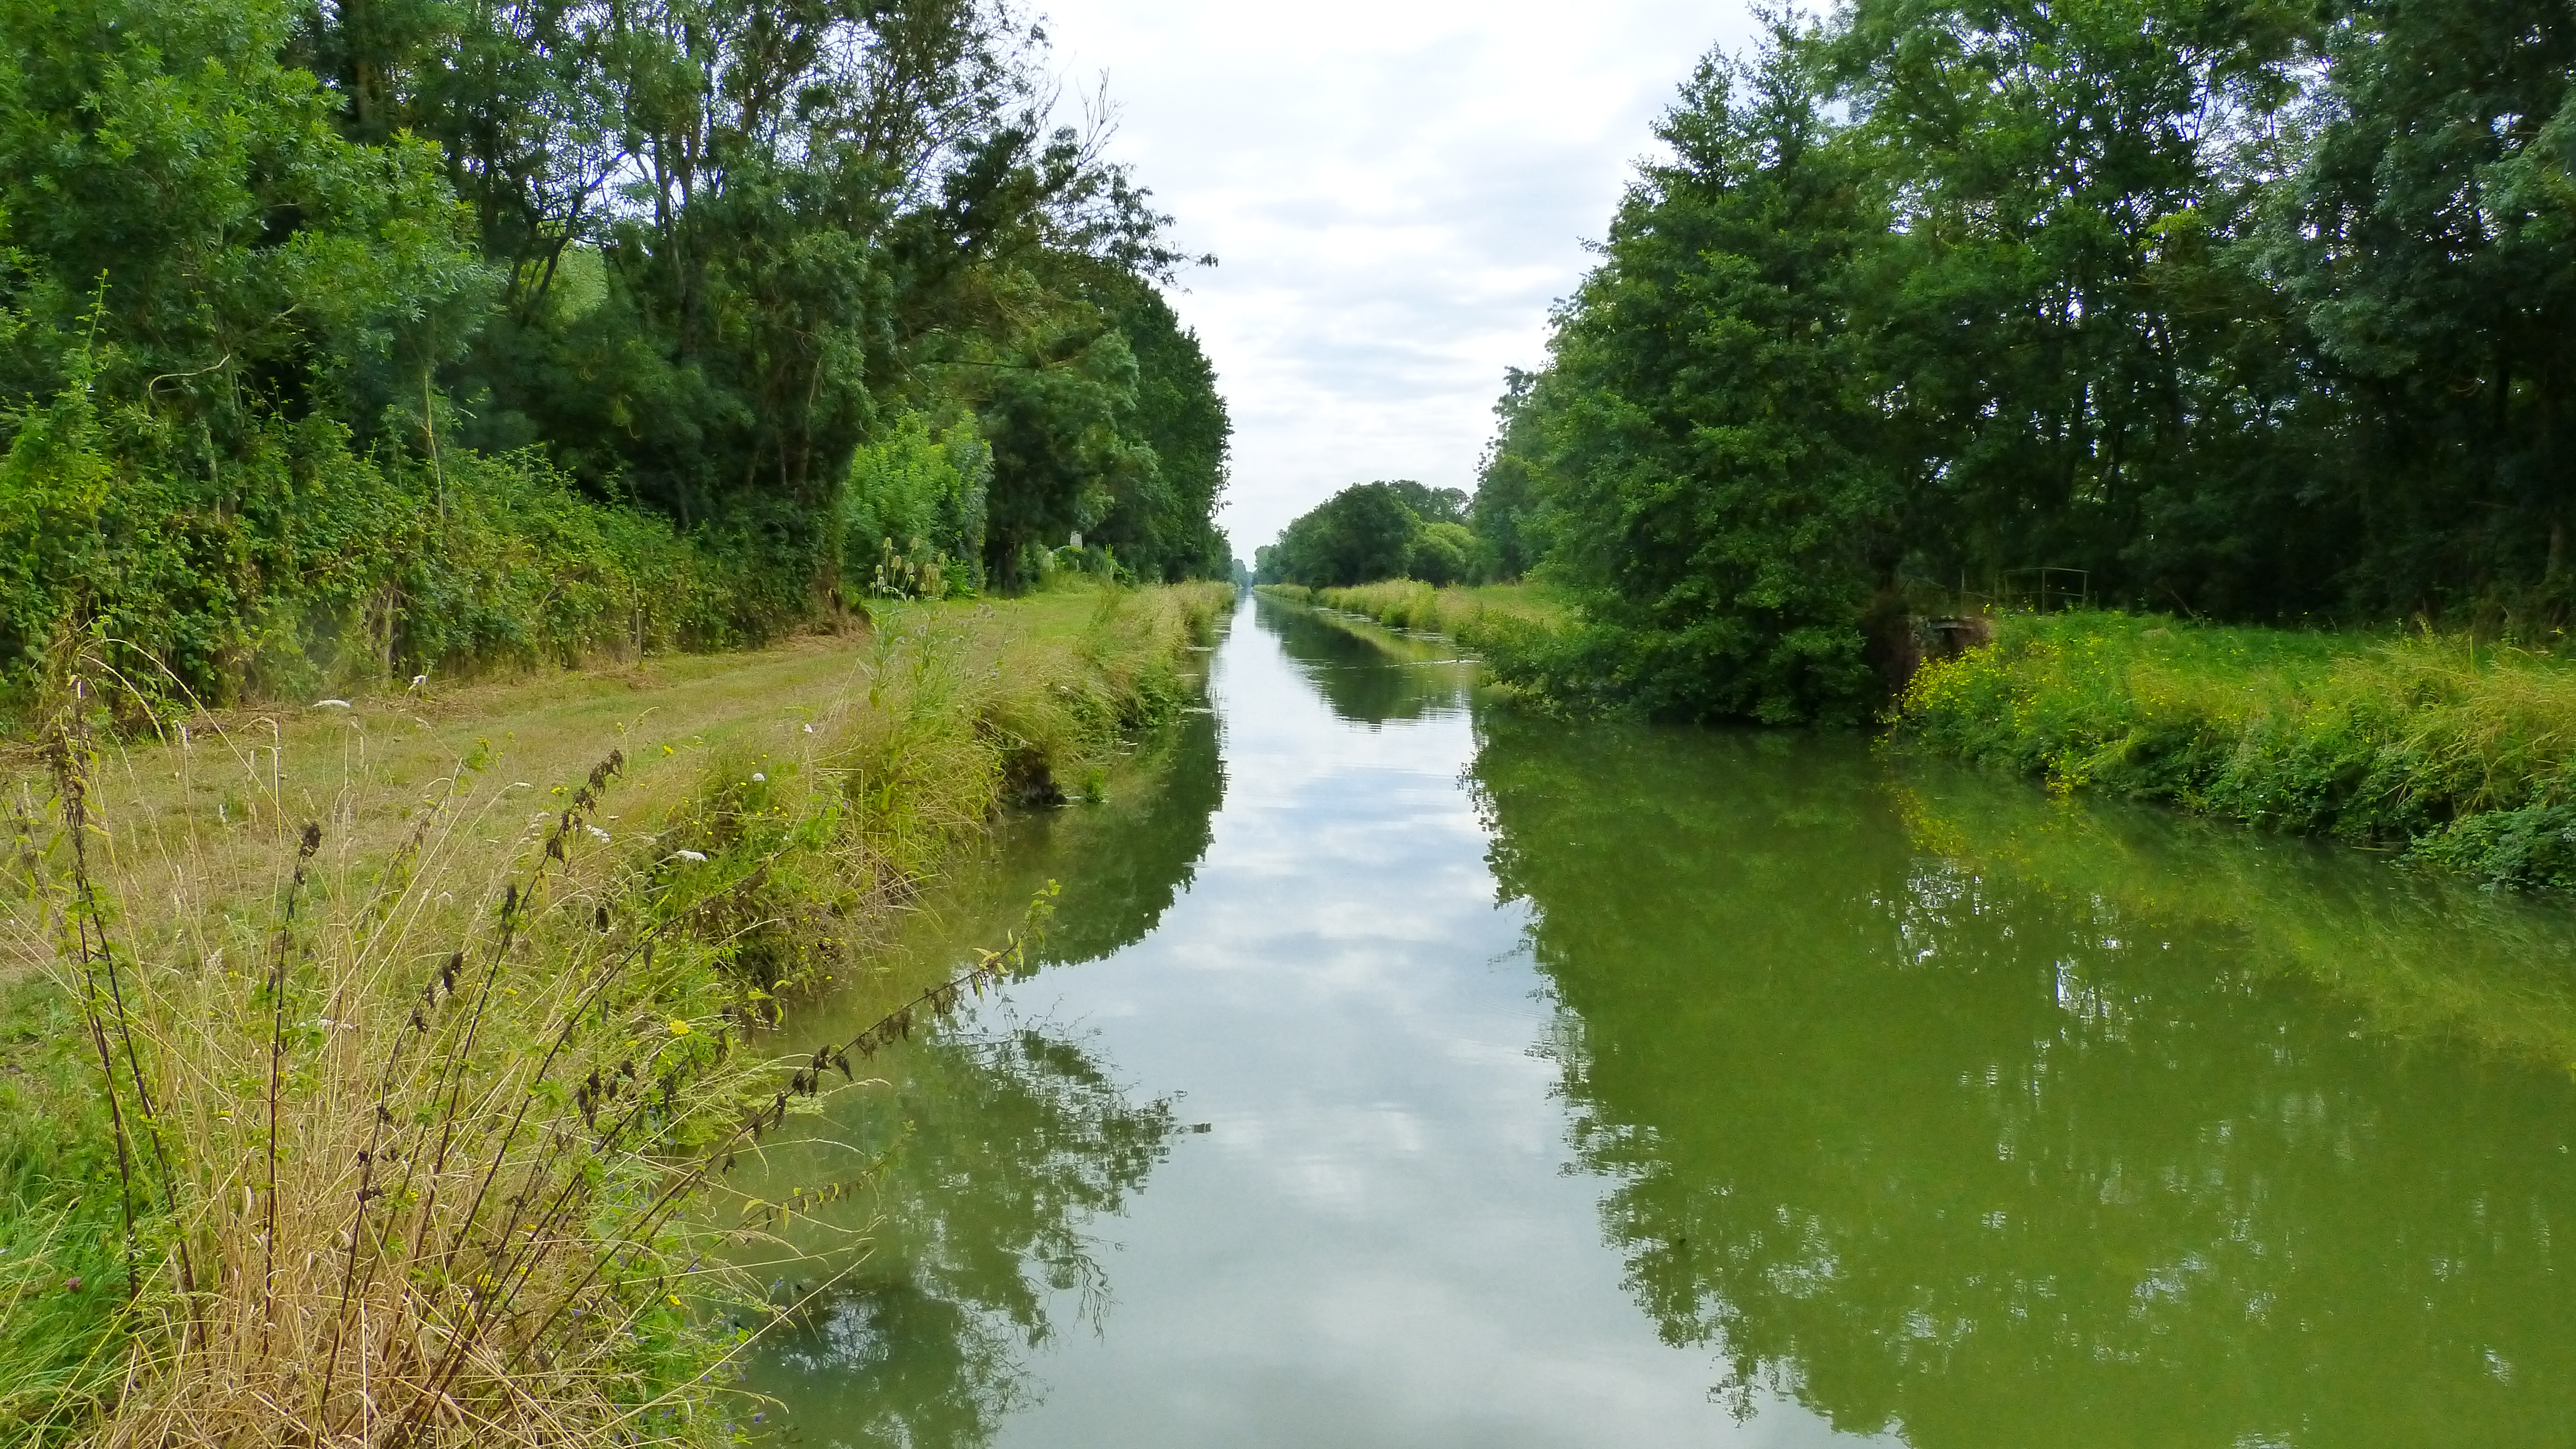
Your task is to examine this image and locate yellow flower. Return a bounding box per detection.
[668,1019,693,1037]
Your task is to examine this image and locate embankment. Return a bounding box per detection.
[0,579,1230,1448]
[1895,609,2576,892]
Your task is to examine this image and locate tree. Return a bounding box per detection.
[1264,481,1452,588]
[1497,27,1901,723]
[2271,0,2576,608]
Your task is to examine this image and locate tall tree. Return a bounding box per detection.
[2273,0,2576,607]
[1511,27,1898,722]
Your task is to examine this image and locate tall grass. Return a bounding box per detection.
[1257,581,1563,650]
[659,583,1230,997]
[0,581,1231,1447]
[1896,610,2576,890]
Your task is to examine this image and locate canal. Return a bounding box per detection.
[738,592,2576,1447]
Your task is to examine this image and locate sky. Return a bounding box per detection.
[1035,1,1763,558]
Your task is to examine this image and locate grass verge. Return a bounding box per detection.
[1894,609,2576,891]
[0,580,1230,1447]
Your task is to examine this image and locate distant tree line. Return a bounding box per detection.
[0,0,1230,713]
[1252,480,1478,586]
[1467,0,2576,723]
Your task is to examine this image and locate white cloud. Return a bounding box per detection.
[1038,0,1762,556]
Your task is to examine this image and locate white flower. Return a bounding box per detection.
[587,825,613,844]
[671,849,709,864]
[315,699,352,709]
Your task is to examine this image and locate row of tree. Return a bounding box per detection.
[1252,480,1478,587]
[0,0,1231,709]
[1466,0,2576,723]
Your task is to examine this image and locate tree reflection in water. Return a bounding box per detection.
[1470,710,2576,1449]
[739,671,1229,1445]
[1257,595,1475,726]
[742,1025,1178,1448]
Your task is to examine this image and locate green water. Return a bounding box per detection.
[739,595,2576,1447]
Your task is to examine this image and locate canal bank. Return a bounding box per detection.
[0,581,1232,1448]
[745,593,2576,1448]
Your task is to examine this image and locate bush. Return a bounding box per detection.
[0,379,785,722]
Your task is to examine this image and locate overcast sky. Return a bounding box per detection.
[1036,1,1761,558]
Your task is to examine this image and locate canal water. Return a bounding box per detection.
[739,594,2576,1448]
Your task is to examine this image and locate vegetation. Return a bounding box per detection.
[1252,481,1480,588]
[1469,1,2576,723]
[0,0,1233,724]
[0,580,1230,1447]
[1895,610,2576,891]
[1258,580,1565,654]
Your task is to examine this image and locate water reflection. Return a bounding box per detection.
[1256,595,1474,725]
[737,703,1223,1445]
[1469,711,2576,1448]
[862,702,1227,980]
[739,1025,1180,1448]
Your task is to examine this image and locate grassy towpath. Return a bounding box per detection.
[0,579,1229,1449]
[4,585,1199,976]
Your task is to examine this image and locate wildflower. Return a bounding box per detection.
[669,1019,694,1037]
[751,772,766,783]
[587,825,613,844]
[671,849,709,864]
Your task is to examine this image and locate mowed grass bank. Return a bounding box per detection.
[1255,581,1566,651]
[1896,610,2576,892]
[0,580,1230,1448]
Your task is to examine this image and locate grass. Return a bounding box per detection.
[1254,580,1566,651]
[1895,609,2576,891]
[0,579,1231,1447]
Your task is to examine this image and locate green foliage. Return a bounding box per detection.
[1471,370,1546,583]
[842,412,993,601]
[2271,0,2576,607]
[1484,29,1899,723]
[0,0,491,439]
[0,0,1232,723]
[1072,262,1235,583]
[1895,609,2576,891]
[0,977,126,1442]
[0,376,745,713]
[1257,480,1472,588]
[1470,0,2576,719]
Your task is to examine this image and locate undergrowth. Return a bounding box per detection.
[1896,610,2576,891]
